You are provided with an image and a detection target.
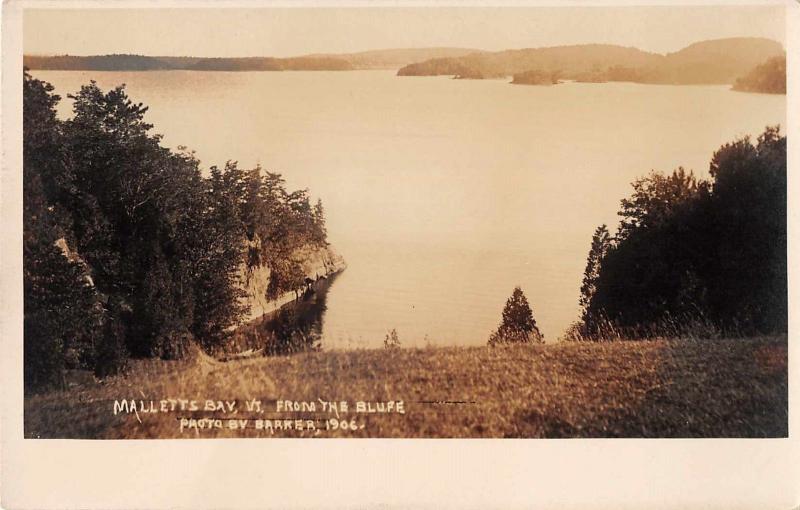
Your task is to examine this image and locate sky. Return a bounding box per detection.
[24,5,785,57]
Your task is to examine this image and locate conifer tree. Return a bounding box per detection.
[578,224,612,336]
[488,287,543,345]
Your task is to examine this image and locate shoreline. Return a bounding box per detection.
[227,263,346,357]
[237,244,346,324]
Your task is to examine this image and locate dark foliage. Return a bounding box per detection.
[23,73,103,391]
[578,127,786,339]
[578,225,612,335]
[23,71,328,391]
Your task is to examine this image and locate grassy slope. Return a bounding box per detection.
[24,337,787,439]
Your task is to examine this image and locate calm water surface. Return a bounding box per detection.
[35,70,786,347]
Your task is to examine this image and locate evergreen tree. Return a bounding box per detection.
[488,287,543,345]
[578,224,612,336]
[312,198,327,244]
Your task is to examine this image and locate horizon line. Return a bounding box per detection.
[22,36,785,60]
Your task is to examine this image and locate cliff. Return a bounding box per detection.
[53,235,345,331]
[237,242,346,324]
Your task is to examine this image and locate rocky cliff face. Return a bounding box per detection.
[54,235,345,329]
[237,243,346,323]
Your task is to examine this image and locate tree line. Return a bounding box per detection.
[23,71,328,391]
[488,128,785,346]
[573,126,786,340]
[23,54,354,72]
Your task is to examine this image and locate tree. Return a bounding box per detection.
[578,126,786,339]
[23,73,333,389]
[617,167,707,241]
[191,165,249,350]
[585,167,712,334]
[488,287,543,345]
[23,71,105,391]
[24,237,102,390]
[706,126,786,333]
[578,224,612,336]
[267,258,307,300]
[312,198,327,244]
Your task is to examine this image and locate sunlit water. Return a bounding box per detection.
[34,70,786,347]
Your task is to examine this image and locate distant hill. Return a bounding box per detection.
[23,53,355,72]
[732,55,786,94]
[24,54,175,71]
[399,38,785,86]
[186,56,353,71]
[24,39,784,82]
[399,44,662,79]
[23,48,481,72]
[650,38,785,84]
[308,47,483,70]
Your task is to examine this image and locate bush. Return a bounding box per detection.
[384,329,401,349]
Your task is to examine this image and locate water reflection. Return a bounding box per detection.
[236,272,339,356]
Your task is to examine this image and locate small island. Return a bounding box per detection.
[511,70,560,86]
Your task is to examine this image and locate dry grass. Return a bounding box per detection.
[24,336,787,439]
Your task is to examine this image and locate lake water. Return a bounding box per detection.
[34,70,786,347]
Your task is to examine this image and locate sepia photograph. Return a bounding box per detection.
[14,1,790,443]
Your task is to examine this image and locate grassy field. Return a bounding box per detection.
[24,336,787,439]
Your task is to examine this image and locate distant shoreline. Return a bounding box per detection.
[25,38,786,95]
[30,68,785,96]
[22,48,482,73]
